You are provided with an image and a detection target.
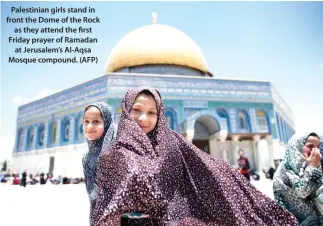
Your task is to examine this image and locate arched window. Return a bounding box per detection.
[17,128,25,152]
[256,110,269,132]
[276,114,282,141]
[61,117,71,143]
[26,127,35,150]
[217,109,230,132]
[237,110,250,132]
[75,113,84,142]
[37,124,45,149]
[165,109,176,130]
[282,120,288,144]
[48,121,57,146]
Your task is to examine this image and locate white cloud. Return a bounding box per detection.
[12,88,62,106]
[12,96,30,105]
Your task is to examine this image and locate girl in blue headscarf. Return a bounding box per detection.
[82,102,116,220]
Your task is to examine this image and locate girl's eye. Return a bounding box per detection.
[148,112,157,115]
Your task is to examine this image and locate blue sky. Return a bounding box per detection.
[1,1,323,161]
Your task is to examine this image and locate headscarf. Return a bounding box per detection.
[82,102,116,205]
[273,132,323,225]
[284,132,320,175]
[92,87,298,226]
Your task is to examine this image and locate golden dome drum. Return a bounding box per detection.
[105,20,212,75]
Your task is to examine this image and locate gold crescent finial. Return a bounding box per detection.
[152,12,157,24]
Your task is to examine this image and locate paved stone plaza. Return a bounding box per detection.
[0,179,273,226]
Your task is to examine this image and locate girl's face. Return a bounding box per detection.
[83,106,104,141]
[303,135,320,157]
[130,93,158,134]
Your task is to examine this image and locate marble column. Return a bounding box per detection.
[218,140,228,162]
[44,121,49,148]
[55,119,61,146]
[185,129,194,143]
[33,125,38,151]
[266,135,275,168]
[211,130,228,162]
[69,116,75,144]
[231,135,240,166]
[252,135,261,172]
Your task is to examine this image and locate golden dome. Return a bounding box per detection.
[105,16,211,75]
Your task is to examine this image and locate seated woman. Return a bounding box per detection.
[92,87,298,226]
[273,132,322,225]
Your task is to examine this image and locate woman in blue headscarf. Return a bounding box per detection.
[273,132,322,225]
[82,102,116,220]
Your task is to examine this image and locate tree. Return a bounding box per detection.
[1,160,7,172]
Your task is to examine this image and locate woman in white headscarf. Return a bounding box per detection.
[273,132,322,225]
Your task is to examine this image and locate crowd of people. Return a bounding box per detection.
[0,171,84,186]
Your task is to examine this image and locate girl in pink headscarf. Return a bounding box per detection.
[92,87,298,226]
